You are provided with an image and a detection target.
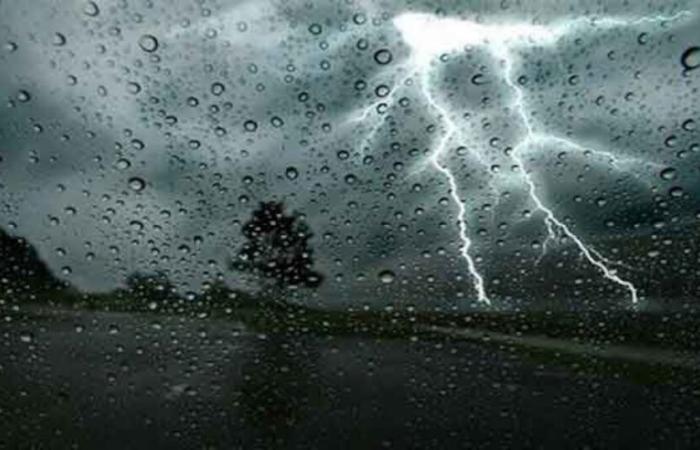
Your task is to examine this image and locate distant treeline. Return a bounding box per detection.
[0,227,260,315]
[3,228,700,351]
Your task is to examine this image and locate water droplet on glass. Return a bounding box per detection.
[374,49,392,65]
[375,84,390,97]
[138,34,159,53]
[285,166,298,180]
[682,119,696,131]
[378,270,395,284]
[308,23,322,35]
[53,32,67,46]
[669,186,684,197]
[126,82,141,94]
[83,1,99,17]
[243,120,258,132]
[681,47,700,71]
[270,116,284,128]
[210,82,225,96]
[128,177,146,191]
[17,90,31,102]
[659,167,677,180]
[471,73,487,85]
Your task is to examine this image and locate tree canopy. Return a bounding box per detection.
[232,201,323,292]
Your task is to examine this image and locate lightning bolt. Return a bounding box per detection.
[347,10,691,305]
[419,67,491,304]
[498,42,641,303]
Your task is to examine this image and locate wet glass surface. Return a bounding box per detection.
[1,0,699,448]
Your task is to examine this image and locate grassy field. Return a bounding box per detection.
[7,287,699,354]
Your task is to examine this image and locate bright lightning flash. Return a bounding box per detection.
[349,10,691,305]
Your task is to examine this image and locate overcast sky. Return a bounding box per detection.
[1,0,698,310]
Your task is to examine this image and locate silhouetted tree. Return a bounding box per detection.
[126,272,176,300]
[232,201,323,299]
[124,272,180,311]
[0,228,67,302]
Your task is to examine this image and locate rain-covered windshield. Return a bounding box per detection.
[1,1,699,448]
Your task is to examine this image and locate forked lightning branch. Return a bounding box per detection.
[349,10,691,305]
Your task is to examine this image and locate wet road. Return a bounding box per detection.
[1,309,699,449]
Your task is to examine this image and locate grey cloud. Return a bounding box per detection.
[1,0,698,310]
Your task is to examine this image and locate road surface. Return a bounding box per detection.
[1,308,699,449]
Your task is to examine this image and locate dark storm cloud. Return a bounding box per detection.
[0,0,698,309]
